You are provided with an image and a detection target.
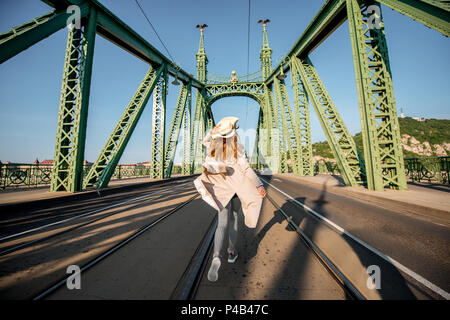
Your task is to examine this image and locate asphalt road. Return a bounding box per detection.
[260,174,450,298]
[0,174,447,299]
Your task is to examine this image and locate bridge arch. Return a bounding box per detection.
[204,82,265,111]
[206,91,263,110]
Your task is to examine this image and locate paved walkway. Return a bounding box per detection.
[0,176,178,206]
[279,173,450,214]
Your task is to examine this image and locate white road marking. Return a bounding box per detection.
[0,181,190,242]
[261,177,450,300]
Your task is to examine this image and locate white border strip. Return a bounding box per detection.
[261,177,450,300]
[0,181,189,242]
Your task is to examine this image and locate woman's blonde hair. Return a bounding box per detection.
[208,135,238,162]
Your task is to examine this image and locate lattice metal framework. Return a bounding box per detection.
[347,0,407,190]
[293,56,365,187]
[150,67,168,179]
[181,86,192,175]
[84,66,163,188]
[2,0,448,191]
[50,8,97,192]
[164,82,190,177]
[274,78,302,175]
[291,60,314,176]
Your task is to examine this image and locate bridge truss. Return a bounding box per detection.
[0,0,448,191]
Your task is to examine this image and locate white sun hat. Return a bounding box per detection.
[211,116,239,139]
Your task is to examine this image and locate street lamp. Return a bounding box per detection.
[172,62,181,85]
[277,68,287,80]
[277,55,289,80]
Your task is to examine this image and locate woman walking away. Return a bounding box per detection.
[194,116,266,282]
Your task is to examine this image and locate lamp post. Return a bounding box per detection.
[277,54,289,80]
[171,62,181,85]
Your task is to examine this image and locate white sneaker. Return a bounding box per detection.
[207,257,221,282]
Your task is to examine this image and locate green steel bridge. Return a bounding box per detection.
[1,0,449,193]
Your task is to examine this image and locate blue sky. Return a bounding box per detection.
[0,0,449,164]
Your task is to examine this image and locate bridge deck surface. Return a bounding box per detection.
[0,174,448,299]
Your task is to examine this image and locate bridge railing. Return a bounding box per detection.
[313,157,450,185]
[0,163,184,191]
[314,160,340,176]
[206,70,262,84]
[404,156,450,184]
[0,163,53,190]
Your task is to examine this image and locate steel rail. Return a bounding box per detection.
[170,216,218,300]
[0,182,192,257]
[0,183,192,256]
[264,193,366,300]
[33,193,200,300]
[262,177,450,300]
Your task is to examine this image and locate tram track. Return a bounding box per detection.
[0,179,191,242]
[33,193,200,300]
[0,181,192,257]
[264,193,365,300]
[3,174,445,300]
[174,186,364,300]
[260,176,450,300]
[0,180,205,299]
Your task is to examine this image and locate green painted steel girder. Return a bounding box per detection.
[42,0,204,89]
[150,66,169,179]
[205,82,265,106]
[181,87,192,175]
[190,89,206,174]
[250,115,261,169]
[83,65,163,189]
[265,0,449,85]
[164,82,190,178]
[50,7,97,192]
[265,0,347,84]
[272,82,288,173]
[263,84,281,174]
[377,0,450,36]
[347,0,407,190]
[294,56,365,187]
[291,62,314,177]
[0,4,90,64]
[274,78,303,175]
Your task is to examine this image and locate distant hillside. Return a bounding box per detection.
[312,117,450,161]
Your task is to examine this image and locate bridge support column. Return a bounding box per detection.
[257,110,268,172]
[263,85,280,174]
[150,66,168,179]
[274,78,303,175]
[272,83,288,173]
[83,65,163,189]
[191,89,207,174]
[293,56,365,187]
[50,8,97,192]
[165,82,190,178]
[347,0,407,190]
[291,62,314,176]
[182,85,192,175]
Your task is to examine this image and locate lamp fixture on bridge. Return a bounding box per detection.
[277,54,289,80]
[172,75,180,85]
[171,63,181,85]
[277,68,287,80]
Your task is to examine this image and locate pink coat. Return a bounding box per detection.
[194,131,263,228]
